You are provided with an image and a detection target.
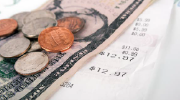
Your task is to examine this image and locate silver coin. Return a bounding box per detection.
[28,41,42,52]
[0,38,30,58]
[22,17,57,38]
[14,52,49,75]
[11,12,29,30]
[23,10,56,24]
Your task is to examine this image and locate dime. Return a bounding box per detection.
[11,12,29,30]
[22,17,57,38]
[0,38,30,58]
[57,17,85,33]
[23,10,56,24]
[14,52,49,76]
[28,41,42,52]
[0,19,18,37]
[38,27,74,52]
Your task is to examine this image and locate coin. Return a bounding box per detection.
[28,41,42,52]
[0,19,18,37]
[14,52,49,76]
[57,17,85,33]
[11,12,29,30]
[38,27,74,52]
[23,10,56,24]
[0,38,30,58]
[22,17,57,38]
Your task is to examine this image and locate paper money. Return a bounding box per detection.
[0,0,153,99]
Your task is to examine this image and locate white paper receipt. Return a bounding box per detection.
[50,0,174,100]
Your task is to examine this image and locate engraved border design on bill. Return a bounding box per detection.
[20,0,144,99]
[0,0,144,99]
[0,53,66,99]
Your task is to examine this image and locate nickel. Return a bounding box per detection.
[11,12,29,30]
[14,52,49,76]
[22,17,57,38]
[0,38,30,58]
[28,41,42,52]
[23,10,56,24]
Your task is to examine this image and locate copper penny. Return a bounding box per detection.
[0,19,18,37]
[57,17,85,33]
[38,27,74,52]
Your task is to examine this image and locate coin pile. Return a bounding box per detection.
[0,10,85,76]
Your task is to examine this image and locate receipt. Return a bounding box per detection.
[50,0,174,100]
[144,1,180,100]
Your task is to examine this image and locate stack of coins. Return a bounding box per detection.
[0,10,85,76]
